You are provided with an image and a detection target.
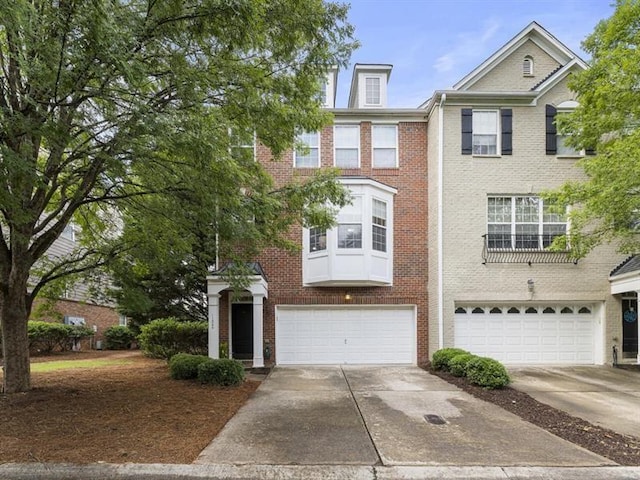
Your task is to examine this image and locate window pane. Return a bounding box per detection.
[365,77,380,104]
[372,199,386,225]
[472,135,497,155]
[488,224,511,248]
[488,197,511,222]
[336,149,359,168]
[338,224,362,248]
[309,227,327,252]
[515,197,539,222]
[373,148,396,167]
[543,201,567,223]
[473,111,498,134]
[335,125,359,147]
[557,135,580,156]
[373,125,396,146]
[373,225,386,252]
[515,224,539,249]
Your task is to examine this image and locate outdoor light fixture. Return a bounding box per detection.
[527,279,535,292]
[345,293,352,301]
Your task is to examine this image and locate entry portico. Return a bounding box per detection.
[609,256,640,364]
[206,263,268,368]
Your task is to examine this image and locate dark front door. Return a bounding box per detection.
[232,303,253,359]
[622,297,638,357]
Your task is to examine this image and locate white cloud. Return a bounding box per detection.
[433,18,502,75]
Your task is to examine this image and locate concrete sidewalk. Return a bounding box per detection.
[196,366,612,466]
[2,463,640,480]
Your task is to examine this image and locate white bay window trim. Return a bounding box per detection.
[303,178,396,286]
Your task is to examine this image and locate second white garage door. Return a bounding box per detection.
[276,306,416,365]
[454,305,595,364]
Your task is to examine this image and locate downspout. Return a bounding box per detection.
[438,94,446,349]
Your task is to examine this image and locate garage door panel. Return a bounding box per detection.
[276,306,415,365]
[454,306,595,365]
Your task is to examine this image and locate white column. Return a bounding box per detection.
[208,293,220,359]
[252,294,265,368]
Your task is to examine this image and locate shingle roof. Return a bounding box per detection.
[530,64,564,91]
[610,255,640,277]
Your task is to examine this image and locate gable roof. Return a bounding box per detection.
[453,21,586,92]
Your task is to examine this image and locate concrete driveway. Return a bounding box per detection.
[195,366,611,466]
[509,366,640,439]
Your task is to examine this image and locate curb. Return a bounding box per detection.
[1,463,640,480]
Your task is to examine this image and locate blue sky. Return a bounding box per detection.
[336,0,615,108]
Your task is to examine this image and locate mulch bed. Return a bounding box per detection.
[429,366,640,466]
[0,351,259,464]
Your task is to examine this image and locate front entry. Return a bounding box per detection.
[232,303,254,360]
[622,296,639,359]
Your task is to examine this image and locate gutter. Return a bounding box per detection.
[438,94,446,349]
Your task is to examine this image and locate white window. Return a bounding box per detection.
[372,125,398,168]
[334,125,360,168]
[119,315,128,327]
[473,110,499,155]
[365,77,381,105]
[309,227,326,252]
[294,131,320,168]
[372,199,387,252]
[523,56,534,76]
[230,128,255,161]
[487,196,567,250]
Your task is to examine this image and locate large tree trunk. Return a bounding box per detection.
[1,276,31,394]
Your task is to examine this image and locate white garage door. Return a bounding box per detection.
[276,306,416,365]
[454,305,595,364]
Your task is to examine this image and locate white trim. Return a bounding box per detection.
[437,94,445,349]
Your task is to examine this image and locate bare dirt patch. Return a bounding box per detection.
[0,351,259,464]
[429,366,640,466]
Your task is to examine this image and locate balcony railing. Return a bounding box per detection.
[482,234,577,265]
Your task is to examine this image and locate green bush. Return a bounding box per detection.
[27,321,94,354]
[197,358,245,386]
[431,348,469,371]
[138,317,208,359]
[169,353,210,380]
[449,353,477,377]
[104,325,136,350]
[466,356,511,389]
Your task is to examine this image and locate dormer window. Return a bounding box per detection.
[523,56,534,76]
[365,77,381,105]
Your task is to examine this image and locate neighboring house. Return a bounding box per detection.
[207,22,639,367]
[31,223,121,345]
[424,22,633,365]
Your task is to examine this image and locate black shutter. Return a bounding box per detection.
[546,104,557,155]
[461,108,473,155]
[585,147,596,156]
[501,109,512,155]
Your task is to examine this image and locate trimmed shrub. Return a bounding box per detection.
[104,325,136,350]
[27,321,94,354]
[138,317,208,359]
[197,358,245,386]
[169,353,210,380]
[466,356,511,389]
[449,353,477,377]
[431,348,469,371]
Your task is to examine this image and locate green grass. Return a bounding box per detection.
[30,358,133,373]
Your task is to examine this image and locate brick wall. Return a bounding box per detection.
[220,117,430,365]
